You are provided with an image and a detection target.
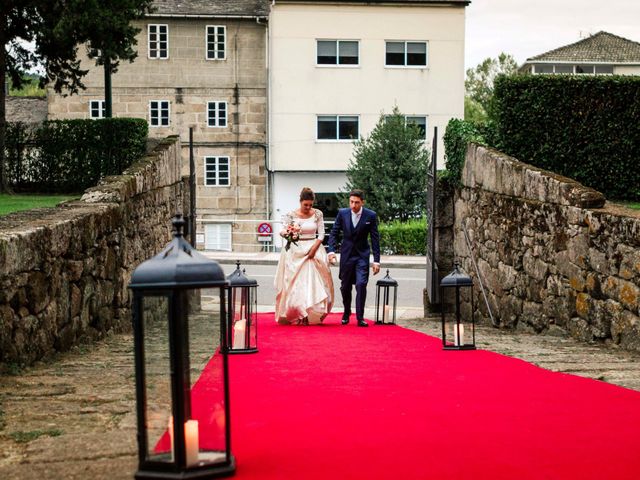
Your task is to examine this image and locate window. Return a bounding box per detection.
[576,64,595,74]
[206,25,226,60]
[204,156,230,186]
[148,24,168,59]
[207,101,227,127]
[317,40,359,65]
[554,64,573,74]
[595,65,613,74]
[386,41,427,67]
[317,115,359,141]
[149,100,170,127]
[89,100,106,119]
[406,116,427,139]
[204,223,232,251]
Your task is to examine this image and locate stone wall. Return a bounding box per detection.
[0,136,187,366]
[454,144,640,351]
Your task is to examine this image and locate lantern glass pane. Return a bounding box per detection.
[185,288,228,466]
[141,295,173,463]
[230,286,257,350]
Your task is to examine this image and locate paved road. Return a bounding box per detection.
[227,263,427,318]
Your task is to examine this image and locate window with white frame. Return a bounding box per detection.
[317,115,359,141]
[532,63,614,75]
[204,223,232,251]
[149,100,170,127]
[385,41,427,67]
[89,100,106,119]
[317,40,359,65]
[384,115,428,140]
[206,25,226,60]
[204,156,230,186]
[207,101,227,127]
[148,24,168,59]
[406,116,427,139]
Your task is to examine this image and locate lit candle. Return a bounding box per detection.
[233,318,247,349]
[383,305,390,322]
[168,416,174,461]
[453,324,465,346]
[185,419,199,467]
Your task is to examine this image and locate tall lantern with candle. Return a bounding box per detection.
[375,270,398,325]
[226,261,258,354]
[129,215,235,479]
[440,262,476,350]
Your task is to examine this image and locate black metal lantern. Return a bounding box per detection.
[375,270,398,325]
[226,261,258,354]
[129,215,235,479]
[440,262,476,350]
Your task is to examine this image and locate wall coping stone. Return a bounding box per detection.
[463,143,606,209]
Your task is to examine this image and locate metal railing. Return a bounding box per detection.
[461,221,496,326]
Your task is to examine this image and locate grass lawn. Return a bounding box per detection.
[0,194,78,216]
[615,201,640,210]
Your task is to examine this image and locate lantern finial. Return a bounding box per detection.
[172,214,186,238]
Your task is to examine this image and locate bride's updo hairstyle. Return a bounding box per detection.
[300,187,315,202]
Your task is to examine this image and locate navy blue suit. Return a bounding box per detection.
[328,207,381,321]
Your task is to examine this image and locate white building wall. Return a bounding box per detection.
[269,3,466,176]
[614,65,640,75]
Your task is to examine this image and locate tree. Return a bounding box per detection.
[465,52,518,119]
[343,106,429,222]
[1,0,153,192]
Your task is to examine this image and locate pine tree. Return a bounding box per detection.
[344,106,429,222]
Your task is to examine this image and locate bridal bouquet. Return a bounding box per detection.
[283,222,301,251]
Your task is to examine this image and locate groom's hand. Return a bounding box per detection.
[372,263,380,275]
[328,253,337,265]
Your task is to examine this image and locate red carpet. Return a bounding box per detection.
[190,313,640,479]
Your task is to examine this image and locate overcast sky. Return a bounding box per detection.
[464,0,640,69]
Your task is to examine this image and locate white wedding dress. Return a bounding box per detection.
[274,209,334,324]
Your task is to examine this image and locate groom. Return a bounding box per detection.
[328,189,380,327]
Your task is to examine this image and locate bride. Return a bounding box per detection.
[274,187,334,325]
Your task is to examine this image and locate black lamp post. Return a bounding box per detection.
[226,261,258,354]
[375,270,398,325]
[440,262,476,350]
[129,215,235,479]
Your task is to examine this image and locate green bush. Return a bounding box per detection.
[379,217,426,255]
[5,118,148,193]
[442,118,487,187]
[491,75,640,200]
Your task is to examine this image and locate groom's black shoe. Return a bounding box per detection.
[341,315,350,325]
[357,319,368,327]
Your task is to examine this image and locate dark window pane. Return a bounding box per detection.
[407,42,426,66]
[535,64,553,74]
[338,116,358,140]
[338,41,358,65]
[386,42,405,65]
[318,41,337,64]
[595,65,613,74]
[554,64,572,74]
[317,116,337,139]
[576,64,594,74]
[406,116,426,137]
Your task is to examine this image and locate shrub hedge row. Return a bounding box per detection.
[491,75,640,200]
[379,217,426,255]
[5,118,148,193]
[442,118,487,187]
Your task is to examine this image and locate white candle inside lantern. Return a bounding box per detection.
[453,323,465,346]
[383,305,390,322]
[168,416,174,461]
[233,318,247,349]
[185,419,199,466]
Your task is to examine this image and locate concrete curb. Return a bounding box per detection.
[204,253,427,270]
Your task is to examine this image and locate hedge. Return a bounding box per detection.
[379,217,426,255]
[442,118,487,187]
[491,75,640,200]
[5,118,148,193]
